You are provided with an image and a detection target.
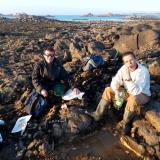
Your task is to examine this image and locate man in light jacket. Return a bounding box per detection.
[91,51,151,134]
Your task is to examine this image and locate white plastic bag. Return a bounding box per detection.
[11,115,32,135]
[0,120,5,125]
[62,89,85,101]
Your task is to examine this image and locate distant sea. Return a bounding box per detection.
[46,15,126,21]
[48,13,160,21]
[2,14,160,22]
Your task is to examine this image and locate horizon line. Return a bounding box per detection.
[1,11,160,16]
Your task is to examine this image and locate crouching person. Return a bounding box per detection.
[31,47,79,114]
[91,51,151,134]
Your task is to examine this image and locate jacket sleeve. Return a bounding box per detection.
[59,65,75,89]
[110,67,124,91]
[32,63,44,94]
[124,67,150,95]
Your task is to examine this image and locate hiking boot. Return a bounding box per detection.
[91,98,109,121]
[91,112,101,121]
[84,110,101,121]
[122,110,135,135]
[121,122,131,135]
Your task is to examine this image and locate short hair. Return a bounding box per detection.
[122,51,136,60]
[43,47,54,53]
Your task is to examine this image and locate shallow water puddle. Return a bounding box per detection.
[58,126,137,159]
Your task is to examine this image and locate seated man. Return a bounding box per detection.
[91,51,151,134]
[32,47,79,105]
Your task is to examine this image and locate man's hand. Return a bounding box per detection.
[41,89,48,97]
[114,89,120,101]
[72,88,80,95]
[123,67,132,81]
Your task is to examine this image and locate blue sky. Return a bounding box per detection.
[0,0,160,15]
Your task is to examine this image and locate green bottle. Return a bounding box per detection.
[116,89,125,110]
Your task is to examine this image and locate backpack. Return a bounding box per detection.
[83,54,104,71]
[23,89,48,117]
[90,54,104,66]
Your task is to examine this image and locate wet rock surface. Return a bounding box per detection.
[0,17,160,159]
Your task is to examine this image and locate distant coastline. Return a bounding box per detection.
[0,12,160,22]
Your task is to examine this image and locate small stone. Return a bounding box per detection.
[33,131,44,139]
[27,139,38,150]
[27,134,32,139]
[33,150,38,156]
[125,150,130,154]
[38,141,49,157]
[25,150,32,158]
[52,123,63,137]
[16,148,26,159]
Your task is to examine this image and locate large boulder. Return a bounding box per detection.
[69,42,84,60]
[120,136,146,158]
[114,34,138,53]
[131,24,152,34]
[63,60,79,73]
[138,29,160,51]
[114,29,160,53]
[148,59,160,77]
[54,39,71,63]
[117,26,132,35]
[60,107,92,134]
[54,39,69,51]
[45,33,55,40]
[144,101,160,132]
[15,12,28,20]
[132,119,159,146]
[87,41,105,54]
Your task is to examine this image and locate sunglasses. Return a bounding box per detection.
[44,54,54,57]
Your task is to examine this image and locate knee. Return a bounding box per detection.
[102,87,113,101]
[126,95,138,111]
[127,95,138,104]
[103,87,111,94]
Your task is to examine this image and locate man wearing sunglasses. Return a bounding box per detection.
[32,47,79,105]
[91,51,151,135]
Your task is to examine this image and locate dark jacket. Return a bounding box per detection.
[32,58,71,94]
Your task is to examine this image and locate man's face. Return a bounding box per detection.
[123,54,137,71]
[43,50,54,64]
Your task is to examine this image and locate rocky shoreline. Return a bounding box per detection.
[0,16,160,159]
